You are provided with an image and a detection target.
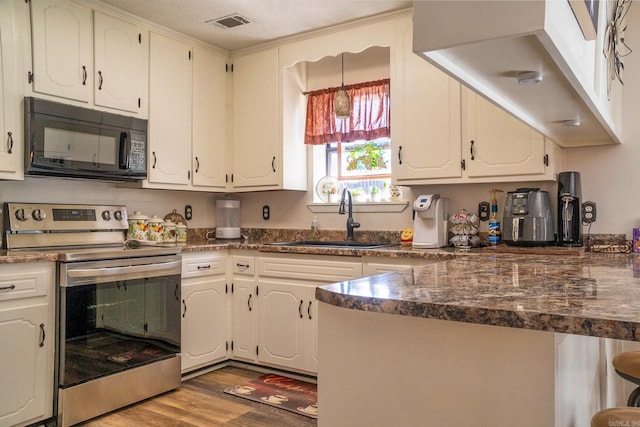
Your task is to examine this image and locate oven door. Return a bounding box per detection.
[58,255,181,388]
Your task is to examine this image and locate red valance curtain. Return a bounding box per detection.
[304,78,390,145]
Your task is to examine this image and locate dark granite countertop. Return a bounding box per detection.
[316,253,640,341]
[3,236,637,342]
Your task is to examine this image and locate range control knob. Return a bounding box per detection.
[113,210,123,221]
[15,208,30,222]
[32,209,46,221]
[101,210,111,221]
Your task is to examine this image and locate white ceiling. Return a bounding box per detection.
[97,0,413,51]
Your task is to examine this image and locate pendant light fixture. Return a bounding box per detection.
[334,53,350,118]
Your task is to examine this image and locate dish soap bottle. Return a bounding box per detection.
[488,189,503,245]
[310,216,319,241]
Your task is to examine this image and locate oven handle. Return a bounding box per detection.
[65,260,182,284]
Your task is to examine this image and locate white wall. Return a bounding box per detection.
[4,8,636,237]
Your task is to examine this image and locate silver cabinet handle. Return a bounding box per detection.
[197,264,211,270]
[195,157,200,173]
[182,299,187,318]
[248,294,253,311]
[82,65,87,85]
[236,262,250,271]
[298,300,303,318]
[98,70,103,90]
[307,301,312,320]
[0,284,16,291]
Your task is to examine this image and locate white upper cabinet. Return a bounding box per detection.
[93,11,147,115]
[391,17,462,183]
[0,0,26,179]
[192,46,228,190]
[147,31,192,186]
[30,0,92,103]
[146,38,229,191]
[231,48,280,189]
[463,88,546,178]
[29,0,148,116]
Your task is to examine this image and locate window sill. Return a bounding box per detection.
[307,201,409,214]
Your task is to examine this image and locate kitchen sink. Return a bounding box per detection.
[267,240,395,249]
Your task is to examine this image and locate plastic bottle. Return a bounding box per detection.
[488,189,503,245]
[310,216,319,241]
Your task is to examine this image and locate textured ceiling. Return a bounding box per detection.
[98,0,413,51]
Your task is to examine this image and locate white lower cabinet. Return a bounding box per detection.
[257,279,318,372]
[256,255,361,374]
[0,262,55,427]
[180,250,423,376]
[180,252,228,373]
[230,254,258,362]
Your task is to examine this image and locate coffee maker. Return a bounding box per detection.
[557,171,582,246]
[412,194,448,248]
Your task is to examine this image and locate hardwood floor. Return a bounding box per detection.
[79,366,318,427]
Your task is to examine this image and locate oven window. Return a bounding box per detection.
[60,274,181,388]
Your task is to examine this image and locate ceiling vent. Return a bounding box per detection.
[207,14,251,29]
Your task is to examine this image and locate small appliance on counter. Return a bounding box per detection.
[557,171,583,246]
[502,188,555,246]
[412,194,448,248]
[215,198,241,239]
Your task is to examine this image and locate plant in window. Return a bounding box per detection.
[346,141,387,171]
[351,187,367,202]
[370,185,381,202]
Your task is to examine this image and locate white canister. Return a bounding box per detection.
[162,220,177,242]
[147,215,164,242]
[176,224,187,242]
[127,211,149,241]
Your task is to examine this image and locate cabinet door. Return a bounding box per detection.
[257,279,306,371]
[94,12,147,115]
[0,304,50,426]
[148,32,192,185]
[30,0,92,102]
[231,276,257,362]
[232,48,279,189]
[305,287,319,373]
[192,47,228,189]
[181,276,228,372]
[464,89,546,178]
[392,24,462,182]
[0,0,23,177]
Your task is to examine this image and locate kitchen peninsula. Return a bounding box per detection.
[316,253,640,427]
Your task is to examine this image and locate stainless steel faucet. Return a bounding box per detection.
[339,188,360,241]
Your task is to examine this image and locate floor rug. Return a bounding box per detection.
[224,373,318,418]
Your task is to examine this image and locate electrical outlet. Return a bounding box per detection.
[582,201,596,224]
[262,205,270,220]
[184,204,192,220]
[478,201,490,221]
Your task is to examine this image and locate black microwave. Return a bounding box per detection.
[24,97,147,181]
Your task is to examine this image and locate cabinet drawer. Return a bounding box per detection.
[182,254,226,278]
[232,255,255,275]
[0,264,53,302]
[258,256,361,282]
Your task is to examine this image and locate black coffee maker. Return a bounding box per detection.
[557,171,582,246]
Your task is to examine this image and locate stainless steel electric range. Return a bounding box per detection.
[3,202,182,427]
